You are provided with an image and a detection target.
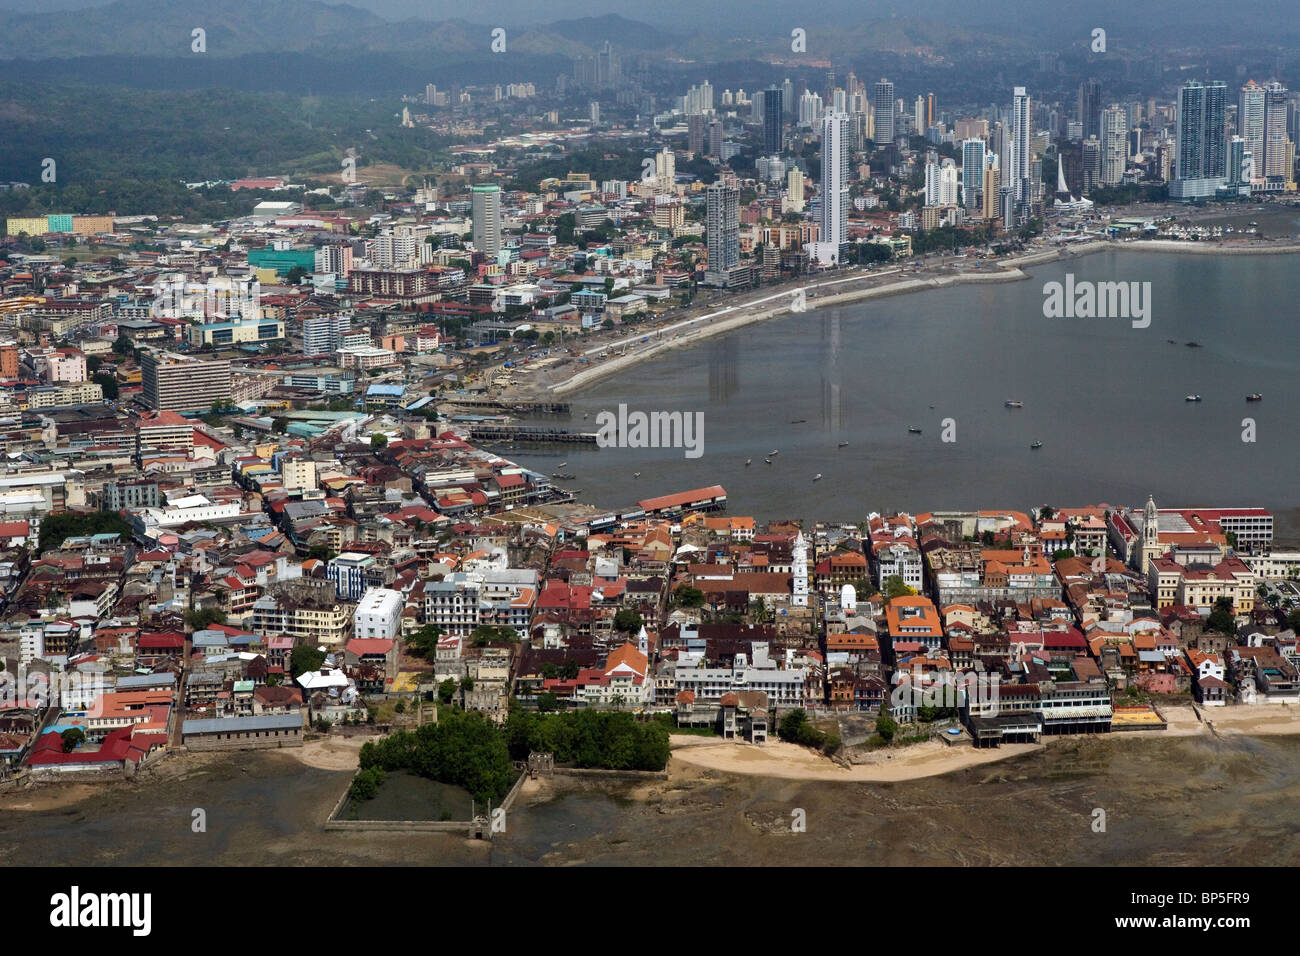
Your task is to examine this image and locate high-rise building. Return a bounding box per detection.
[1264,81,1289,178]
[981,160,1001,220]
[914,95,925,135]
[924,156,959,206]
[708,119,723,159]
[1078,78,1102,141]
[1009,86,1033,212]
[1100,104,1128,185]
[799,90,823,127]
[926,92,937,129]
[960,138,987,209]
[1173,80,1228,198]
[688,113,708,154]
[1238,80,1266,178]
[589,101,600,126]
[874,79,895,144]
[764,86,784,154]
[1082,136,1102,193]
[141,351,231,412]
[807,109,849,266]
[302,312,351,355]
[471,184,502,256]
[704,181,739,285]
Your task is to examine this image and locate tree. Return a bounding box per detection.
[1287,607,1300,633]
[370,433,388,449]
[883,575,916,600]
[876,715,898,743]
[674,585,705,608]
[438,678,457,704]
[406,624,443,659]
[290,645,327,678]
[185,607,227,630]
[536,691,559,712]
[285,266,309,285]
[92,371,119,399]
[1206,596,1237,636]
[61,728,85,753]
[272,417,289,434]
[349,766,385,800]
[612,608,643,636]
[112,332,134,355]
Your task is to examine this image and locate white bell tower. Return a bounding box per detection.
[792,532,809,607]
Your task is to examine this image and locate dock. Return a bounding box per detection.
[468,424,598,445]
[446,399,571,415]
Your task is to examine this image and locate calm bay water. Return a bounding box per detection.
[513,250,1300,539]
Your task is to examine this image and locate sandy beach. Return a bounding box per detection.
[540,236,1300,397]
[668,703,1300,782]
[669,734,1044,782]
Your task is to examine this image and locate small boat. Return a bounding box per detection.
[632,472,641,478]
[769,449,779,456]
[557,461,567,468]
[791,419,806,424]
[1185,394,1202,402]
[744,458,752,466]
[908,426,922,434]
[764,457,772,464]
[1166,339,1177,344]
[1004,400,1024,408]
[1185,341,1202,348]
[1246,393,1262,402]
[838,441,849,448]
[812,474,823,481]
[1030,440,1043,449]
[551,472,576,479]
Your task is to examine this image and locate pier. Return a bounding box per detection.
[468,424,598,445]
[445,399,571,415]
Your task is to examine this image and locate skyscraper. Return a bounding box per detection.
[1078,78,1102,141]
[471,184,501,256]
[704,181,739,286]
[926,92,937,129]
[874,79,895,145]
[1009,86,1033,211]
[1100,104,1128,185]
[1238,80,1265,179]
[1173,80,1228,198]
[1082,136,1102,193]
[688,112,708,154]
[806,109,849,266]
[1264,81,1289,178]
[764,86,784,154]
[960,138,986,209]
[924,157,958,206]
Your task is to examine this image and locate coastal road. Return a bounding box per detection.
[578,267,905,360]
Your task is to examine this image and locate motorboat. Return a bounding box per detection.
[838,441,849,448]
[812,474,823,481]
[1030,440,1043,449]
[1004,400,1024,408]
[745,458,752,466]
[1185,394,1202,402]
[908,426,922,434]
[1246,393,1262,402]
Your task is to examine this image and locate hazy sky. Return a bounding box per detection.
[1,0,1296,44]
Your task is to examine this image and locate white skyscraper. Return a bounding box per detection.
[924,157,959,206]
[873,78,895,144]
[1100,104,1128,185]
[1009,86,1033,208]
[471,184,501,256]
[807,109,849,266]
[1239,81,1266,179]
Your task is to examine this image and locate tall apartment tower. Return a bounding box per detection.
[764,86,784,154]
[471,184,502,256]
[1078,78,1102,140]
[1238,80,1266,177]
[1100,104,1129,185]
[873,78,895,145]
[1009,86,1033,210]
[1173,80,1227,198]
[818,109,850,250]
[704,181,739,286]
[960,138,987,208]
[1263,81,1290,178]
[141,351,232,412]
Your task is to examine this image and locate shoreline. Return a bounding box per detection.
[664,703,1300,783]
[541,237,1300,398]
